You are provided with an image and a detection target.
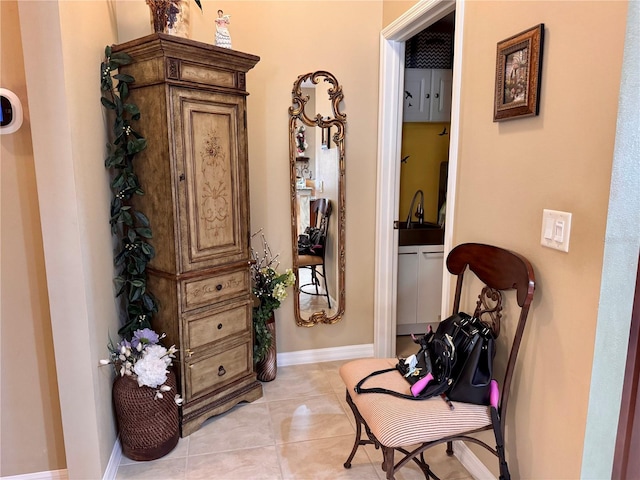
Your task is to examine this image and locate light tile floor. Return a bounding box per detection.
[116,358,472,480]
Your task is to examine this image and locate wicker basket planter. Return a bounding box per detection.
[113,370,180,461]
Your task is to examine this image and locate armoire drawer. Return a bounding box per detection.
[184,299,251,352]
[185,340,252,402]
[182,268,249,311]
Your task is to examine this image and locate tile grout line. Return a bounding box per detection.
[264,400,286,479]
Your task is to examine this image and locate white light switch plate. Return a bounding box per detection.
[541,209,572,252]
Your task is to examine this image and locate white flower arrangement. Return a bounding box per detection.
[100,328,183,404]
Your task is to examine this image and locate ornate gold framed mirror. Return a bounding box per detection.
[289,71,346,327]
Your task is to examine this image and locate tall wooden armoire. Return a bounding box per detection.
[112,34,262,436]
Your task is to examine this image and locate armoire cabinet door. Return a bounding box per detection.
[171,87,250,272]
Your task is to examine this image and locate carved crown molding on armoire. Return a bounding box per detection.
[112,33,261,436]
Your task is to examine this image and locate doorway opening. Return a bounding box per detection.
[374,0,464,358]
[396,12,455,357]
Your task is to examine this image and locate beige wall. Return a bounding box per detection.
[400,122,450,223]
[383,0,419,28]
[12,1,121,478]
[117,1,382,353]
[454,1,628,477]
[5,1,383,476]
[3,0,630,478]
[0,2,66,476]
[234,1,381,352]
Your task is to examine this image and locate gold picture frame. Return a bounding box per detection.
[493,24,544,122]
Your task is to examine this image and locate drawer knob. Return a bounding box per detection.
[217,323,223,330]
[218,365,226,376]
[216,284,223,291]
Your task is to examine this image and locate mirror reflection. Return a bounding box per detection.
[289,72,346,327]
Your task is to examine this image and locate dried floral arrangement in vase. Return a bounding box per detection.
[250,231,295,372]
[147,0,203,36]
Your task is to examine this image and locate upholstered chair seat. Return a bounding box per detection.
[339,358,492,448]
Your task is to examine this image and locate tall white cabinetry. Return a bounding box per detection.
[397,244,444,335]
[403,69,452,123]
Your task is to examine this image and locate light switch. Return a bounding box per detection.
[553,220,565,242]
[541,209,572,252]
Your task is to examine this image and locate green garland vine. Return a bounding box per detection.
[100,45,158,338]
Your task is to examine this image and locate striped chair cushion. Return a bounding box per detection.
[339,358,492,448]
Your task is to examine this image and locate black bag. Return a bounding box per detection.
[297,226,324,256]
[354,312,495,405]
[437,312,495,405]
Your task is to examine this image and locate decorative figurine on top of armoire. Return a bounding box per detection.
[215,9,232,48]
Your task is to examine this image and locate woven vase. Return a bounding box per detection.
[113,370,180,461]
[256,315,277,382]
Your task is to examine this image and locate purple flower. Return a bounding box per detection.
[131,328,160,348]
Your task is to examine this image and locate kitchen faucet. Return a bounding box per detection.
[406,189,424,228]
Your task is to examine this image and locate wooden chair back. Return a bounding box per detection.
[446,243,535,437]
[310,198,332,248]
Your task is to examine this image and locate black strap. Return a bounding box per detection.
[491,407,511,480]
[353,367,450,401]
[354,368,422,400]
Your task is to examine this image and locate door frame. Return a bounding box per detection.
[613,255,640,477]
[374,0,464,357]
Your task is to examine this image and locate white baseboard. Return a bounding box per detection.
[2,439,121,480]
[277,343,374,366]
[452,441,497,480]
[102,437,122,480]
[0,438,122,480]
[1,470,68,480]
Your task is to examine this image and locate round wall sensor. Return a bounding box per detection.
[0,88,24,135]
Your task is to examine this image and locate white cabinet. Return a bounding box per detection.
[403,69,452,123]
[397,244,444,335]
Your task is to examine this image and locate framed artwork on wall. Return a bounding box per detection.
[493,24,544,121]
